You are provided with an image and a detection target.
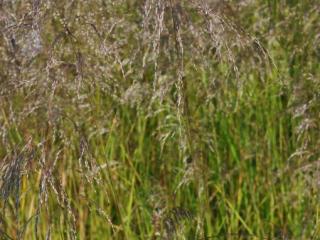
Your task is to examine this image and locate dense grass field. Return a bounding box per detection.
[0,0,319,239]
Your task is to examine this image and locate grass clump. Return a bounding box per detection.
[0,0,320,239]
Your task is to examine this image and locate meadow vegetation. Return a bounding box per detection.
[0,0,319,239]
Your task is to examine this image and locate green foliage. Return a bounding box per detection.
[0,0,319,239]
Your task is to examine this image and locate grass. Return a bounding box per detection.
[0,0,320,239]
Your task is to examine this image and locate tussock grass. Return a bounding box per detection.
[0,0,319,239]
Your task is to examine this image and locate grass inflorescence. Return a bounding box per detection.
[0,0,320,239]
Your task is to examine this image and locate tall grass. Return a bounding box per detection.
[0,0,319,239]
